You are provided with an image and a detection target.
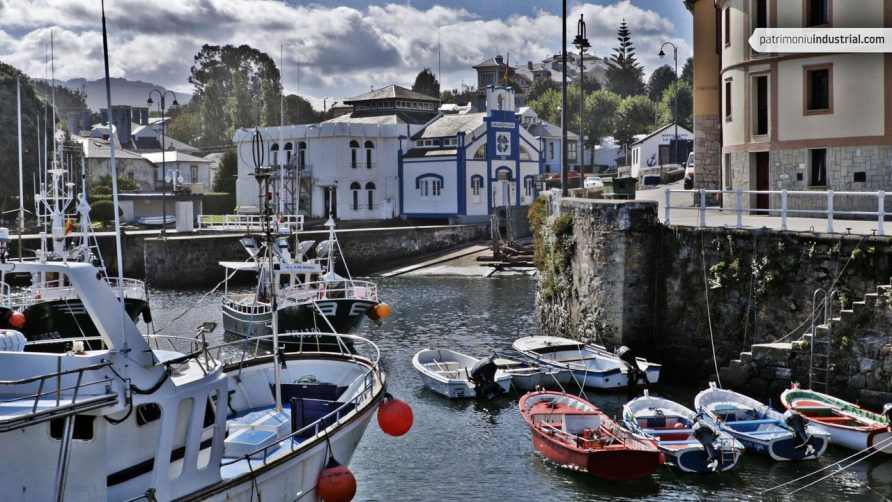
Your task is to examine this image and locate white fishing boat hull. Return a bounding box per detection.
[412,348,511,399]
[512,336,661,389]
[803,422,892,454]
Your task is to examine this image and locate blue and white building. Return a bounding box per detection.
[399,86,542,222]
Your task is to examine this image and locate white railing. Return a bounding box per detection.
[197,214,304,232]
[107,277,147,301]
[664,189,890,235]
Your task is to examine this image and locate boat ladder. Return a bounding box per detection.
[808,288,837,393]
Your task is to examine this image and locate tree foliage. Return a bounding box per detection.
[525,78,558,102]
[212,149,238,194]
[658,80,694,131]
[647,65,677,103]
[604,20,646,97]
[188,44,282,146]
[90,175,140,196]
[0,62,45,220]
[613,95,658,149]
[681,57,694,85]
[165,100,198,145]
[412,68,440,99]
[284,94,322,124]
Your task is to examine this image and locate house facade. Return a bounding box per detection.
[232,85,436,220]
[399,86,542,222]
[689,0,892,212]
[629,124,694,179]
[140,151,214,194]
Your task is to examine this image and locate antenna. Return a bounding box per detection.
[16,77,24,261]
[279,43,285,215]
[438,27,441,84]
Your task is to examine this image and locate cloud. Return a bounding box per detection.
[0,1,690,106]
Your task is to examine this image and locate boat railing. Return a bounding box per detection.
[198,214,304,232]
[219,354,381,467]
[221,295,272,315]
[106,277,148,301]
[0,359,118,433]
[292,279,379,302]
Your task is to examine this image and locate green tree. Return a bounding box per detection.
[227,71,256,140]
[576,74,601,94]
[527,87,562,125]
[584,89,622,149]
[526,78,558,102]
[212,149,237,193]
[647,65,677,102]
[284,94,321,124]
[658,80,694,130]
[165,100,198,145]
[681,57,694,85]
[200,79,228,147]
[412,68,440,99]
[613,95,657,154]
[604,20,646,97]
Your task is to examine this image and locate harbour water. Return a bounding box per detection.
[148,276,892,501]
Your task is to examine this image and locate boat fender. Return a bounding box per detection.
[783,409,812,448]
[141,306,153,324]
[317,456,356,502]
[378,394,413,437]
[692,419,720,471]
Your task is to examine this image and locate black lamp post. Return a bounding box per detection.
[573,14,590,176]
[147,89,178,236]
[658,41,678,180]
[560,0,568,195]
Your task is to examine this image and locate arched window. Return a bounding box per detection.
[364,140,375,169]
[474,144,486,159]
[524,175,535,197]
[349,140,359,168]
[270,143,279,166]
[284,142,293,164]
[298,141,307,169]
[470,174,484,203]
[495,166,513,181]
[519,145,532,161]
[365,182,376,209]
[350,181,361,210]
[415,174,444,200]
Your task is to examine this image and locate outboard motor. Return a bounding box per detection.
[692,417,720,471]
[615,346,642,387]
[784,409,813,453]
[469,355,504,400]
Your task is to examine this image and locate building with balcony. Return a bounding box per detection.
[688,0,892,213]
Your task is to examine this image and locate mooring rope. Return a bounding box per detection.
[760,434,892,495]
[699,231,722,388]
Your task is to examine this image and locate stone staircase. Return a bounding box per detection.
[719,282,889,396]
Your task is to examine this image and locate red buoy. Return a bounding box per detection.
[317,457,356,502]
[377,395,413,437]
[7,311,25,329]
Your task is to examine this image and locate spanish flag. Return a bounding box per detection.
[64,219,74,234]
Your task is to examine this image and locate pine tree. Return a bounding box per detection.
[412,68,440,99]
[604,20,646,98]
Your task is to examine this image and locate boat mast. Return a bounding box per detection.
[278,44,285,216]
[16,77,24,262]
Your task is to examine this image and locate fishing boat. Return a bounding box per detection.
[412,348,512,399]
[512,336,661,389]
[492,355,573,391]
[623,391,745,473]
[519,391,664,481]
[0,258,398,500]
[220,193,389,339]
[780,385,892,455]
[695,383,830,461]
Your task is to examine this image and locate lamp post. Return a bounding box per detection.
[658,41,678,181]
[573,14,590,176]
[147,89,178,236]
[560,0,568,195]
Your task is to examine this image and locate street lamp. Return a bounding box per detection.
[146,89,178,236]
[658,41,678,182]
[573,14,590,176]
[560,0,568,195]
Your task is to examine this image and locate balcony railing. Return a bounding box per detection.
[197,214,304,232]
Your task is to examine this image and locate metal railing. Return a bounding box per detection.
[197,214,304,232]
[664,188,890,235]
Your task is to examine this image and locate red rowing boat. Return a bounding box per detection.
[519,391,664,481]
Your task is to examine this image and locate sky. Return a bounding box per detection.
[0,0,693,110]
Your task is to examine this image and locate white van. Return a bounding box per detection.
[683,152,695,190]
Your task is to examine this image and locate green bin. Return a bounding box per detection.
[612,177,638,200]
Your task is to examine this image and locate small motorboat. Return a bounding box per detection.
[519,391,664,481]
[695,383,830,461]
[623,391,745,473]
[512,336,661,389]
[492,355,573,391]
[780,385,892,455]
[412,348,511,399]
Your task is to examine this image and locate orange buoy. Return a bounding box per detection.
[8,311,25,329]
[317,457,356,502]
[366,303,392,324]
[377,394,413,437]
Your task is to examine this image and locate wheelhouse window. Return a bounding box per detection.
[805,65,832,113]
[809,148,827,187]
[805,0,830,27]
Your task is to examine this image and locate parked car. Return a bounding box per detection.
[583,176,604,189]
[683,152,695,190]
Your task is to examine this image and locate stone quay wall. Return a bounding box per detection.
[144,224,488,288]
[534,195,892,404]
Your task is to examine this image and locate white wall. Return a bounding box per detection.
[401,158,459,215]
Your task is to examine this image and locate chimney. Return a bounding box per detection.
[528,61,533,70]
[495,55,504,65]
